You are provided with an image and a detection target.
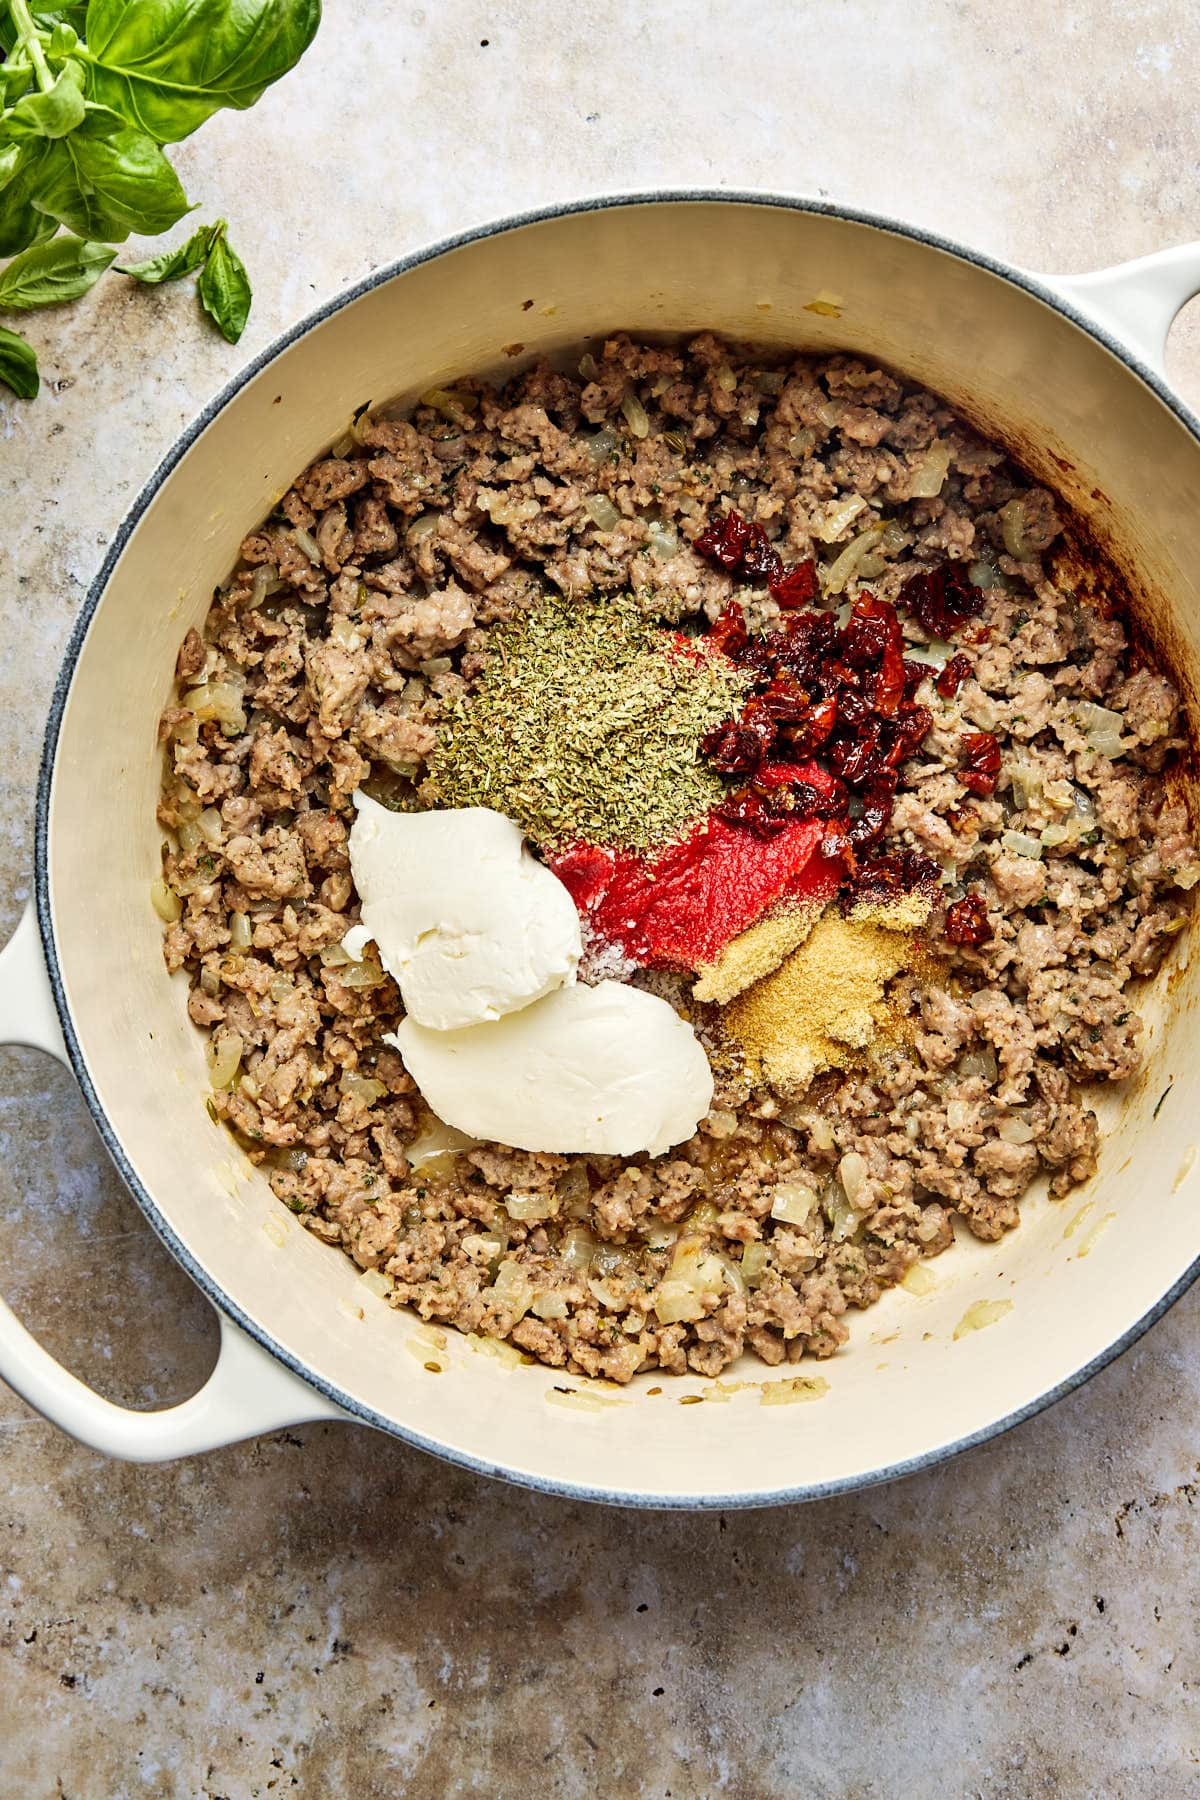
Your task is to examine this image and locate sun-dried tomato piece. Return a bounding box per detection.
[873,639,906,717]
[835,685,871,732]
[778,693,838,757]
[741,532,784,585]
[716,787,794,839]
[884,704,933,768]
[902,658,929,698]
[959,730,1001,796]
[935,653,972,698]
[829,718,886,787]
[769,559,819,608]
[846,848,940,907]
[700,720,769,774]
[849,773,898,849]
[900,562,984,640]
[695,510,757,570]
[944,891,992,946]
[708,601,749,658]
[840,593,899,668]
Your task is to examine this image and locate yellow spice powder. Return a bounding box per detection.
[692,901,825,1006]
[723,905,926,1094]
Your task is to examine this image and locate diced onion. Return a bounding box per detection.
[462,1231,506,1264]
[406,512,441,543]
[578,352,599,381]
[824,1181,860,1241]
[909,439,952,498]
[532,1291,569,1320]
[818,494,868,543]
[229,910,251,951]
[206,1030,243,1091]
[998,1117,1036,1144]
[420,386,475,421]
[196,807,223,846]
[1000,496,1035,559]
[714,364,737,391]
[291,526,321,565]
[249,564,284,607]
[406,1117,480,1171]
[359,1267,394,1298]
[770,1182,817,1226]
[339,1071,388,1105]
[504,1191,556,1222]
[490,1259,533,1321]
[584,428,618,463]
[741,1242,770,1288]
[560,1226,596,1270]
[1001,830,1044,860]
[824,523,885,596]
[1074,702,1128,759]
[150,878,181,923]
[1008,760,1043,811]
[647,519,679,561]
[787,428,816,457]
[621,392,650,439]
[901,1262,937,1295]
[183,680,246,737]
[959,1046,999,1084]
[583,494,620,531]
[946,1099,972,1131]
[838,1152,870,1208]
[968,558,1003,590]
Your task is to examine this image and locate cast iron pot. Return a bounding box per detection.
[3,194,1200,1507]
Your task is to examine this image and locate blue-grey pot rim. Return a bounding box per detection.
[32,187,1200,1510]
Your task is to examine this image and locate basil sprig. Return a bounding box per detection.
[0,0,320,397]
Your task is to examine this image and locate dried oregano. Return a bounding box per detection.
[430,593,747,850]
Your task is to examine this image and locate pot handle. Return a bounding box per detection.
[0,902,348,1460]
[1036,243,1200,376]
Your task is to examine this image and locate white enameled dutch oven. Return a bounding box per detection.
[3,195,1200,1507]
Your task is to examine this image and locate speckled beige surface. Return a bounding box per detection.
[4,2,1200,1794]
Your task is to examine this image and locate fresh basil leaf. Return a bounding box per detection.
[0,55,35,106]
[33,104,191,242]
[118,221,214,284]
[0,234,115,311]
[84,0,321,144]
[197,225,251,342]
[48,21,79,56]
[0,141,57,258]
[0,325,39,398]
[0,3,86,53]
[7,59,86,139]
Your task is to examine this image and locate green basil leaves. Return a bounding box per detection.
[0,233,114,308]
[0,0,320,398]
[121,217,252,342]
[84,0,321,144]
[0,323,38,396]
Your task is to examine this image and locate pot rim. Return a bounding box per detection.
[34,186,1200,1508]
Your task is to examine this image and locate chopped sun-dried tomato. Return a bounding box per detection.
[700,719,770,774]
[846,849,939,908]
[769,559,819,608]
[707,600,749,658]
[944,891,992,946]
[695,510,758,570]
[900,562,984,640]
[935,653,972,698]
[959,731,1001,796]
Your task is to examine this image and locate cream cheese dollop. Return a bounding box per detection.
[388,980,714,1158]
[344,796,581,1030]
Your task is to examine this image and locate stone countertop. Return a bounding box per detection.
[3,2,1200,1793]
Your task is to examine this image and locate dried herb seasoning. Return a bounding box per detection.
[430,593,748,850]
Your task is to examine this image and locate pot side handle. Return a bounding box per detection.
[0,902,349,1461]
[1035,243,1200,377]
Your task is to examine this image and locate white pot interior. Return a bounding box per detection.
[45,200,1200,1502]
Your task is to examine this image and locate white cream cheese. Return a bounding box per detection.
[388,980,714,1158]
[345,796,581,1030]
